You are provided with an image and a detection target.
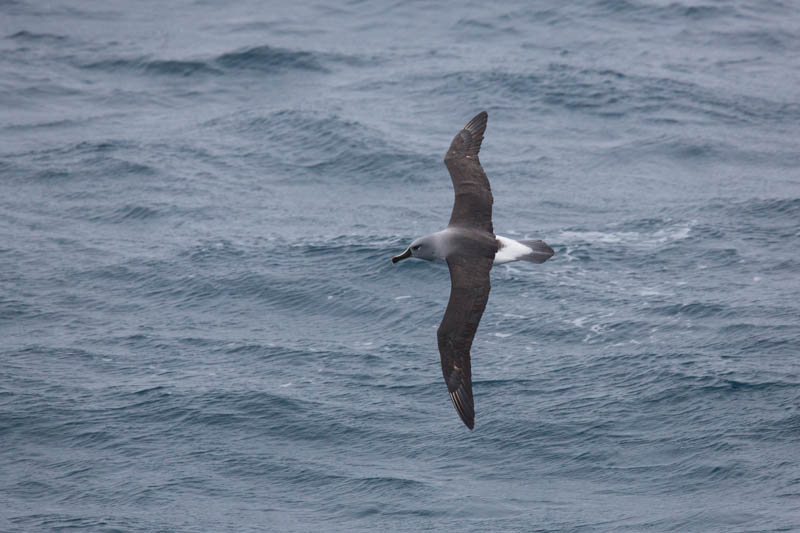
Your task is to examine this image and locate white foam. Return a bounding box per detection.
[639,288,668,296]
[559,230,635,243]
[654,225,691,242]
[559,221,694,249]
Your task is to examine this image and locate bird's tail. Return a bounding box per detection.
[494,236,555,265]
[516,239,554,264]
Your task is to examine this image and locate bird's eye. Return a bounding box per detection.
[412,245,420,251]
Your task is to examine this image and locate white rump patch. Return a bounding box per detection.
[494,236,533,265]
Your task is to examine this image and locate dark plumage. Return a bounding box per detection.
[391,111,553,430]
[444,111,494,234]
[438,112,497,429]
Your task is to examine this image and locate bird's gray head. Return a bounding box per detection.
[392,235,438,263]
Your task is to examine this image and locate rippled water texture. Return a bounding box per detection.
[2,1,800,531]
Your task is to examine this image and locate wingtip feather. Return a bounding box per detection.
[463,111,488,138]
[450,389,475,430]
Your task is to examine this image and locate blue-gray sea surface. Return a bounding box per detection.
[2,1,800,531]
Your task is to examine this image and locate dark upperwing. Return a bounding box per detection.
[443,111,494,235]
[437,254,493,430]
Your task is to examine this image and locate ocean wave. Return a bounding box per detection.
[86,204,164,224]
[649,301,732,319]
[431,66,800,125]
[14,140,158,182]
[710,28,799,51]
[215,45,328,72]
[7,30,68,43]
[0,298,32,321]
[589,0,737,22]
[80,57,222,77]
[211,109,437,183]
[67,235,422,328]
[556,219,693,250]
[76,44,366,78]
[337,476,430,499]
[725,197,800,219]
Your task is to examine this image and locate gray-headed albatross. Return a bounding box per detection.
[392,111,554,429]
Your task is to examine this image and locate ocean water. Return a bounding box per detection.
[2,0,800,531]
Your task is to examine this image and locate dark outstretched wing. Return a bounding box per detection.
[437,254,493,430]
[444,111,493,234]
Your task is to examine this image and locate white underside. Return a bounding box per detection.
[494,235,532,265]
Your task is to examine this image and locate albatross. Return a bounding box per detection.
[392,111,554,430]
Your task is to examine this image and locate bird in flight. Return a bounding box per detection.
[392,111,554,429]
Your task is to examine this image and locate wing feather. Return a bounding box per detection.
[444,111,494,233]
[437,255,493,429]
